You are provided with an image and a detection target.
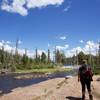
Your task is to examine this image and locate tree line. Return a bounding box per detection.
[0,45,100,72]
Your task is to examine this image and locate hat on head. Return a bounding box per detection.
[82,60,87,64]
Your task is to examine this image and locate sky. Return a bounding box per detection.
[0,0,100,58]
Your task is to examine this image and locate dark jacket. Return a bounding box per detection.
[78,64,93,81]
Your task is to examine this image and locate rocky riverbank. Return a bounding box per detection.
[0,75,100,100]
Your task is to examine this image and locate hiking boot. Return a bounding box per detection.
[82,95,85,100]
[89,95,93,100]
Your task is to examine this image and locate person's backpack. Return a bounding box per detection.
[80,64,93,81]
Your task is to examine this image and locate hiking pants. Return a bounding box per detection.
[80,79,91,93]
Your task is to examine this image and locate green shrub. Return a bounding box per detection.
[93,65,100,75]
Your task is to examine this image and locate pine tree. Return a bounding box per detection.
[41,52,47,63]
[48,49,50,63]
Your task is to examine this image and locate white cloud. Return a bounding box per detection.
[83,40,98,55]
[63,0,72,12]
[0,40,12,46]
[86,41,96,48]
[1,0,28,16]
[0,41,33,57]
[27,0,64,9]
[1,0,64,16]
[48,43,50,48]
[6,41,11,44]
[80,40,84,43]
[37,49,45,55]
[64,40,99,57]
[4,44,13,52]
[0,40,48,58]
[60,36,66,40]
[1,40,4,44]
[71,47,83,53]
[0,40,13,52]
[63,5,70,12]
[0,42,3,47]
[65,46,83,57]
[18,40,22,44]
[0,39,99,59]
[56,44,69,50]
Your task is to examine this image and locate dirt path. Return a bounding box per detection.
[0,75,100,100]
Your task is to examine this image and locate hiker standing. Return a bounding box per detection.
[78,60,93,100]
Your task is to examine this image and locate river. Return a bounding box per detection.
[0,67,78,95]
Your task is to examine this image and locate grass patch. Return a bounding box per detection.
[16,68,72,74]
[93,65,100,75]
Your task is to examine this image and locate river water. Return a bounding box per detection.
[0,67,78,95]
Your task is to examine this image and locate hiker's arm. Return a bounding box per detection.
[89,66,94,76]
